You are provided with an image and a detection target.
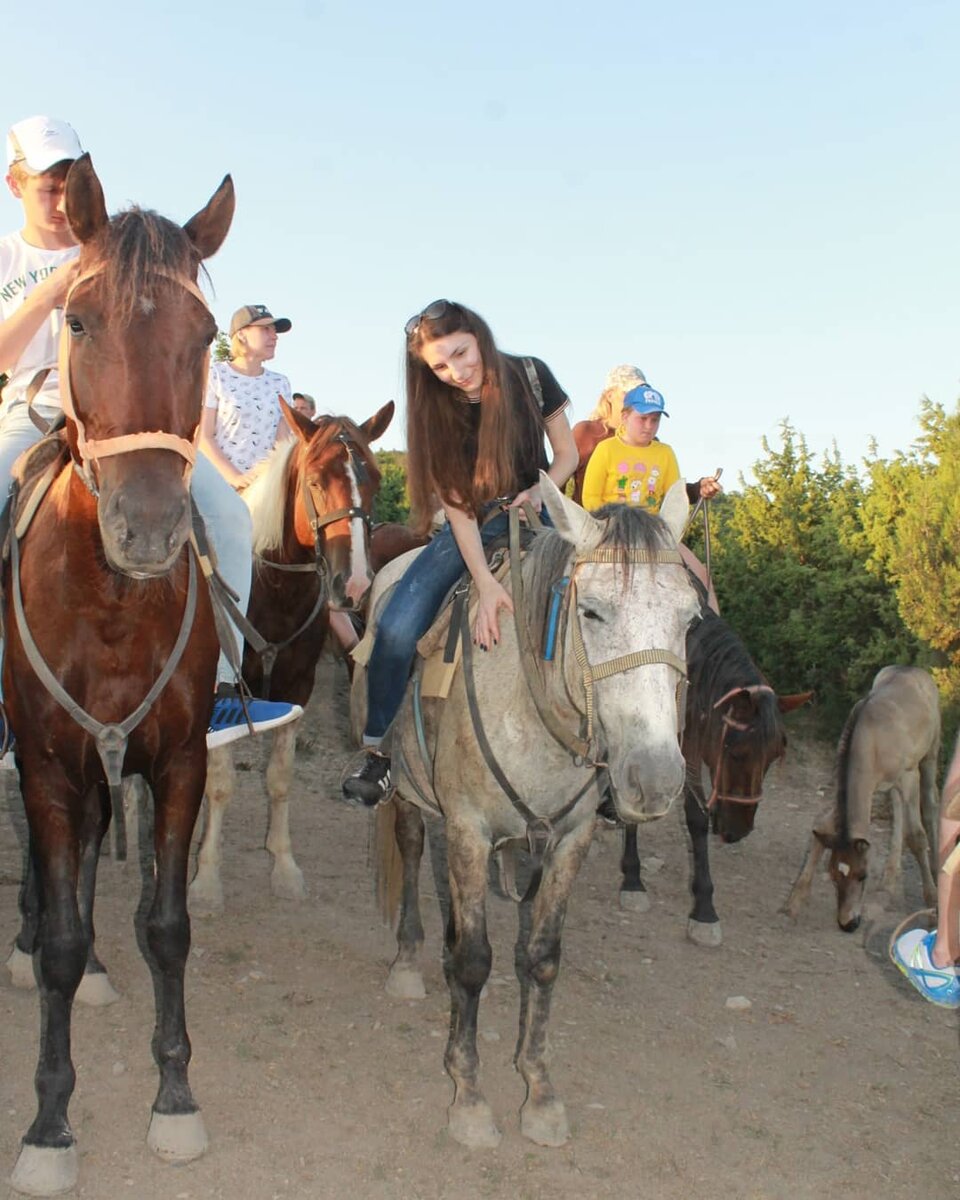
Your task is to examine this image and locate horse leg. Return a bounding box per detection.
[901,773,938,908]
[684,785,722,946]
[878,785,904,896]
[144,761,209,1164]
[443,824,499,1149]
[515,818,594,1148]
[188,745,232,915]
[783,833,825,918]
[74,784,120,1007]
[6,849,39,990]
[265,722,306,900]
[386,798,427,1000]
[618,824,650,913]
[918,751,940,867]
[11,775,85,1197]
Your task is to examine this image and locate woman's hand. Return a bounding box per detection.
[474,575,514,650]
[698,474,723,500]
[510,485,541,516]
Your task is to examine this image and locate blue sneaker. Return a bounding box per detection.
[207,686,303,749]
[892,928,960,1009]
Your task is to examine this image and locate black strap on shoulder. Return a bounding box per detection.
[522,357,544,412]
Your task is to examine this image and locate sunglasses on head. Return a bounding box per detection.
[404,299,455,338]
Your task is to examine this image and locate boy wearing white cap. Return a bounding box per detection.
[0,115,301,749]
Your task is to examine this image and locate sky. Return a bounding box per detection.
[6,0,958,488]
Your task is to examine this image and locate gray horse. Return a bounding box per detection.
[784,664,940,930]
[354,474,700,1149]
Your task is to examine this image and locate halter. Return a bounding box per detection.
[59,265,208,493]
[705,683,776,810]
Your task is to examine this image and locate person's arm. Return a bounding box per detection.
[444,502,513,650]
[581,439,609,512]
[0,259,79,374]
[198,406,247,488]
[510,410,578,513]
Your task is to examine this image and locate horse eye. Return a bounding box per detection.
[580,607,602,622]
[66,316,85,336]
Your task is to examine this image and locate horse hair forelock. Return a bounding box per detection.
[91,207,205,328]
[522,502,678,654]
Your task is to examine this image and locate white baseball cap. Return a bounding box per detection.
[6,116,83,174]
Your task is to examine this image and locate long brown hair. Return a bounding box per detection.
[405,301,545,534]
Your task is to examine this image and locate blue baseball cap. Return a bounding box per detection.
[623,385,669,417]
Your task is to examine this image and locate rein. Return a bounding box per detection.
[705,683,775,810]
[60,266,207,492]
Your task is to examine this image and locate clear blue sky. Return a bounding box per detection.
[7,0,958,487]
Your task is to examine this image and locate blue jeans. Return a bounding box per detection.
[365,505,548,740]
[0,400,251,688]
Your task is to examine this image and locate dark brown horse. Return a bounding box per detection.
[4,156,232,1195]
[618,604,811,945]
[188,404,393,911]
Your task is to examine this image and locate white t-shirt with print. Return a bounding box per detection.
[0,231,80,413]
[204,360,292,474]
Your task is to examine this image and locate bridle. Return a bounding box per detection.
[705,683,776,810]
[59,264,207,494]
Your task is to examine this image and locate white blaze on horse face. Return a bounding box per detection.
[344,459,371,605]
[578,562,699,821]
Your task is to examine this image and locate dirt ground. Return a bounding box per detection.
[2,656,958,1200]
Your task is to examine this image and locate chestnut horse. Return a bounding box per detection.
[4,156,231,1195]
[617,603,812,945]
[188,404,393,911]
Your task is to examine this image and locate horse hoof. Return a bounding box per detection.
[385,965,426,1000]
[188,877,224,917]
[687,919,723,947]
[270,865,307,901]
[75,971,120,1007]
[448,1102,501,1149]
[10,1142,78,1196]
[619,889,651,913]
[5,945,36,990]
[520,1099,570,1147]
[147,1110,208,1162]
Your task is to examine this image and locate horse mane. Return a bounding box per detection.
[90,207,205,327]
[522,503,677,653]
[244,415,374,556]
[244,440,296,554]
[835,696,868,844]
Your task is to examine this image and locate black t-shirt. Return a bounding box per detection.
[461,354,569,493]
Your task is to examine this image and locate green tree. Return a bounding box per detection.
[213,330,231,363]
[710,422,923,736]
[372,450,410,524]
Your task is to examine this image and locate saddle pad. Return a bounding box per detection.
[351,550,511,701]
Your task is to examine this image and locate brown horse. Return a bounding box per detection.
[4,156,232,1195]
[617,603,812,944]
[188,404,393,911]
[784,665,939,931]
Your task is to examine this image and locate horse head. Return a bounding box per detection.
[285,402,394,609]
[541,475,700,824]
[62,154,234,576]
[811,803,870,932]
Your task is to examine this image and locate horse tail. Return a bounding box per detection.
[836,697,868,842]
[373,798,403,928]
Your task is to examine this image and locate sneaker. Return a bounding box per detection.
[341,749,392,808]
[206,686,303,749]
[892,928,960,1009]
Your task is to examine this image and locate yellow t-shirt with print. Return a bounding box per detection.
[581,434,680,512]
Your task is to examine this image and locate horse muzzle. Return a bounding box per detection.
[97,471,191,577]
[608,746,686,823]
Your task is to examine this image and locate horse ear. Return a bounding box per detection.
[812,805,840,847]
[359,401,395,445]
[183,175,235,260]
[539,471,604,553]
[659,479,689,544]
[279,394,314,441]
[778,691,814,714]
[64,153,108,245]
